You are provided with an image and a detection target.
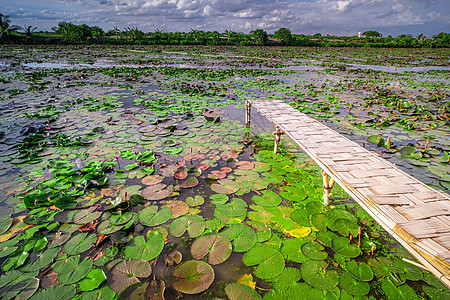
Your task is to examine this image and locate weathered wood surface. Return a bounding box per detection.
[248,99,450,287]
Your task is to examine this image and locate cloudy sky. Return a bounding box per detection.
[2,0,449,36]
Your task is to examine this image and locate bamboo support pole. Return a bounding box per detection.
[273,126,283,154]
[245,101,251,126]
[321,170,335,205]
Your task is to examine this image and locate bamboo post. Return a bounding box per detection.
[273,126,283,154]
[245,101,251,126]
[321,170,335,205]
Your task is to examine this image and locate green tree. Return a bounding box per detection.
[362,30,382,37]
[274,28,292,45]
[0,14,22,42]
[250,29,268,45]
[22,25,38,43]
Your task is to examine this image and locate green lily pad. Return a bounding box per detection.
[368,257,405,285]
[331,237,361,258]
[210,194,228,205]
[316,231,339,248]
[243,245,285,280]
[422,285,450,300]
[107,259,152,294]
[57,255,93,284]
[29,284,76,300]
[0,270,39,300]
[0,240,19,258]
[63,232,96,255]
[78,268,106,292]
[109,211,133,225]
[139,206,172,226]
[271,267,302,292]
[125,231,164,261]
[252,190,282,206]
[382,279,418,300]
[215,198,247,219]
[291,209,312,227]
[186,195,205,206]
[281,238,308,263]
[302,241,328,260]
[191,233,232,265]
[221,224,258,252]
[172,260,214,294]
[247,220,272,242]
[301,260,339,290]
[225,283,261,300]
[279,185,307,202]
[346,260,373,282]
[334,218,360,237]
[20,247,59,272]
[393,259,423,281]
[211,179,240,194]
[169,215,205,238]
[339,271,370,296]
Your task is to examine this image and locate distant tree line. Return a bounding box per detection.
[1,14,449,48]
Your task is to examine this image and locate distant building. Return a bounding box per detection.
[358,32,362,38]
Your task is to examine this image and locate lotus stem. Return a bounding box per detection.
[358,226,362,247]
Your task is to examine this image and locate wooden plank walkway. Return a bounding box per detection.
[246,99,450,288]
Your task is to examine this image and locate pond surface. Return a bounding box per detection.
[0,45,449,300]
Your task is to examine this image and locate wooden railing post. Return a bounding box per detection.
[321,170,335,205]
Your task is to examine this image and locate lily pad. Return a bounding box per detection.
[107,259,152,293]
[186,195,204,206]
[57,255,93,284]
[225,283,261,300]
[78,268,106,292]
[243,245,285,280]
[393,259,423,281]
[281,238,308,263]
[290,209,312,227]
[334,218,360,237]
[252,190,282,206]
[211,179,240,194]
[179,177,199,188]
[63,232,96,255]
[302,241,328,260]
[172,260,214,294]
[142,183,171,201]
[221,224,258,252]
[191,233,232,265]
[382,278,418,300]
[169,215,205,238]
[301,260,339,290]
[339,271,370,296]
[29,284,76,300]
[346,260,373,282]
[0,271,39,300]
[125,231,164,261]
[331,237,361,258]
[163,200,190,218]
[139,206,172,226]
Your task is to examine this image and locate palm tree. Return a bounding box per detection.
[22,25,38,43]
[0,14,22,42]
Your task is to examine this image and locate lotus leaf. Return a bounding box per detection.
[139,206,172,226]
[179,177,199,188]
[169,215,205,238]
[20,247,59,272]
[281,238,308,263]
[331,237,361,258]
[215,198,247,219]
[78,268,106,292]
[346,260,373,282]
[29,284,76,300]
[0,240,19,258]
[166,251,182,266]
[422,285,450,300]
[57,255,93,284]
[0,271,39,300]
[144,280,166,300]
[290,209,312,227]
[191,233,232,265]
[211,179,240,194]
[302,241,328,260]
[271,267,302,292]
[63,232,96,255]
[142,183,171,201]
[142,175,163,186]
[186,195,204,206]
[316,231,339,248]
[97,219,132,235]
[247,221,272,242]
[210,194,228,205]
[279,186,307,202]
[243,245,285,280]
[301,260,339,290]
[225,283,261,300]
[109,211,133,225]
[163,200,190,218]
[339,271,370,296]
[221,224,258,252]
[393,259,423,281]
[172,260,214,294]
[382,279,418,300]
[247,205,273,223]
[107,259,151,293]
[125,231,164,260]
[334,218,360,237]
[252,190,282,206]
[368,257,405,285]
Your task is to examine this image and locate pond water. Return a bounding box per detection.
[0,45,449,300]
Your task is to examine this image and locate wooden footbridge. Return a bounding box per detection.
[246,99,450,288]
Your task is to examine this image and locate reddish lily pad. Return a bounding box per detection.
[172,260,214,294]
[191,234,232,265]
